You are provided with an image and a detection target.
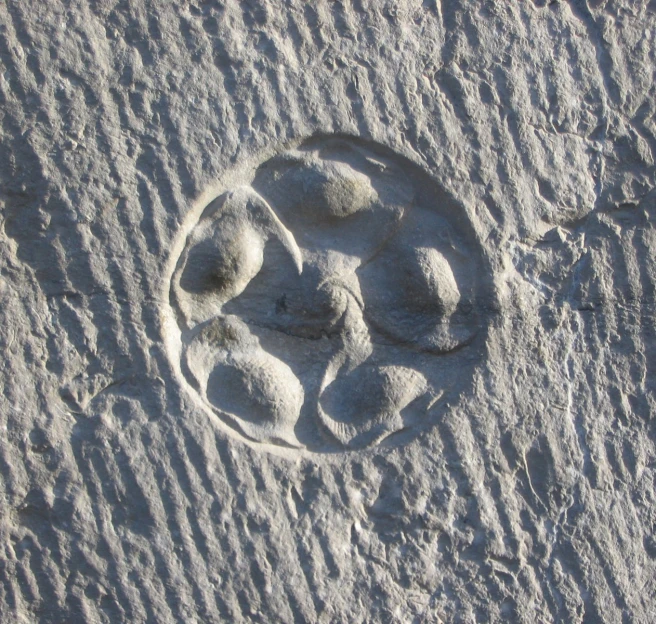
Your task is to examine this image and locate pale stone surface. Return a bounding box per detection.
[1,1,656,622]
[168,136,487,453]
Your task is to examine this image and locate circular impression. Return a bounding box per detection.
[163,136,490,454]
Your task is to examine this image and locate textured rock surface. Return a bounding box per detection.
[168,136,488,453]
[1,1,656,622]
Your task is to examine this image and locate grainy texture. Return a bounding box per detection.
[1,1,656,622]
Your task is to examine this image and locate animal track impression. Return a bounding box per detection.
[165,136,489,453]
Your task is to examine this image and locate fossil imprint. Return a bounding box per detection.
[167,137,488,452]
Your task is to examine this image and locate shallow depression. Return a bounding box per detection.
[167,136,491,453]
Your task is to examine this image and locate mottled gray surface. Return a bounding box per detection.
[1,1,656,622]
